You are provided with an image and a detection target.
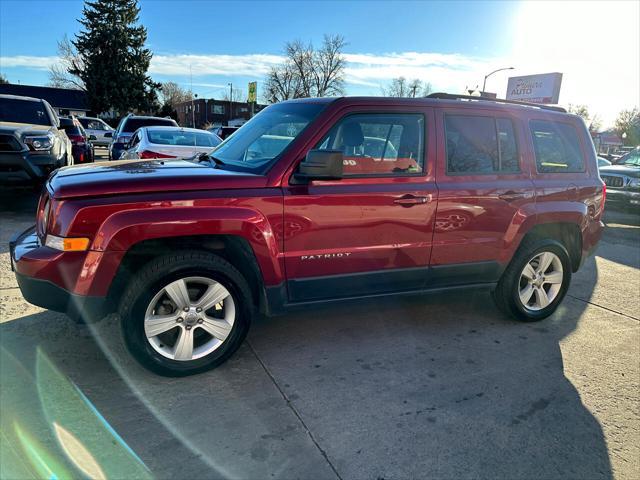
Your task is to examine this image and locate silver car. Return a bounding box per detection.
[119,126,222,160]
[77,116,114,147]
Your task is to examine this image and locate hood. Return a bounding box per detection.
[0,121,53,136]
[48,158,267,199]
[599,164,640,179]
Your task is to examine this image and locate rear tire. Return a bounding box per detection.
[119,251,253,376]
[493,238,572,322]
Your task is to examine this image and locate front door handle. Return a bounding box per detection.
[498,191,526,201]
[394,194,432,207]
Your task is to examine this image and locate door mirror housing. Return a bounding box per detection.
[294,150,343,182]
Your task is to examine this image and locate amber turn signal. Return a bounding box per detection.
[45,235,90,252]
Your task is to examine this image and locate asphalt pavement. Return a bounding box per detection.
[1,151,638,479]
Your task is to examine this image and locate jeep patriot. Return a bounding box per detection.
[10,94,605,376]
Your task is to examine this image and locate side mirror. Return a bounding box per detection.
[89,135,97,141]
[104,132,113,138]
[294,150,343,182]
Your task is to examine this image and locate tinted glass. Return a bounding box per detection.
[497,118,519,172]
[530,120,584,173]
[0,98,51,126]
[148,130,222,147]
[445,115,519,174]
[316,113,424,176]
[212,102,326,172]
[61,125,83,135]
[123,117,177,133]
[622,150,640,166]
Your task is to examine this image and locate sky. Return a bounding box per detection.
[1,0,638,128]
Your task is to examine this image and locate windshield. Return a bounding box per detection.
[211,102,327,172]
[148,129,221,147]
[123,118,177,133]
[622,151,640,166]
[0,98,52,126]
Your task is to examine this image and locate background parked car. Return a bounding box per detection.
[599,148,640,208]
[612,146,640,164]
[0,94,71,184]
[208,125,239,140]
[77,116,114,147]
[119,126,222,160]
[59,116,94,164]
[597,156,612,168]
[109,114,178,160]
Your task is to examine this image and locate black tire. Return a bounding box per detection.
[119,251,253,376]
[493,238,572,322]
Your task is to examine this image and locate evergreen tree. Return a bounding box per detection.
[70,0,159,114]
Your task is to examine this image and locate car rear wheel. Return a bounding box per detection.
[493,238,572,322]
[119,251,253,376]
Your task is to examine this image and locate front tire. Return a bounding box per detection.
[119,251,253,376]
[493,238,572,322]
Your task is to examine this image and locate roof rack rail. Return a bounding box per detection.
[426,92,567,113]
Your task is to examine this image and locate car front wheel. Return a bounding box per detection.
[119,251,253,376]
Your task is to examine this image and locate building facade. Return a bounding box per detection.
[176,98,266,129]
[0,83,90,116]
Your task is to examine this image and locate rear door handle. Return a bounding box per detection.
[498,191,526,201]
[394,194,432,207]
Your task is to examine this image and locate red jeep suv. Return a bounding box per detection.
[10,94,605,376]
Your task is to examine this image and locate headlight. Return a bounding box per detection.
[629,178,640,187]
[45,235,90,252]
[24,132,56,151]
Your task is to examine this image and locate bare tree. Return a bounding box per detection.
[222,87,245,102]
[614,107,640,145]
[47,35,85,90]
[383,77,432,97]
[589,114,603,133]
[264,34,346,103]
[568,104,604,133]
[265,60,301,103]
[0,73,8,84]
[160,81,192,108]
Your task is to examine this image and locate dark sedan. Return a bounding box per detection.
[59,116,94,164]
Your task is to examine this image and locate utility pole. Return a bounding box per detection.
[228,82,233,125]
[190,64,195,128]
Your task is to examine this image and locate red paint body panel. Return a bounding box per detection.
[283,104,437,279]
[13,96,605,309]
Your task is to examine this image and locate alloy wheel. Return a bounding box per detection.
[144,276,235,361]
[518,251,564,311]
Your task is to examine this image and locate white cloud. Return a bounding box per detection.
[2,4,638,130]
[149,53,283,77]
[0,55,59,70]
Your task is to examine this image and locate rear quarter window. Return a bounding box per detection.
[530,120,584,173]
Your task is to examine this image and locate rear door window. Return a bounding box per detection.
[445,115,520,174]
[530,120,584,173]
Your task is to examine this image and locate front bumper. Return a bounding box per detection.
[10,226,109,321]
[606,188,640,205]
[0,150,61,184]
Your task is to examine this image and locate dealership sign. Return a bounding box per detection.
[506,72,563,104]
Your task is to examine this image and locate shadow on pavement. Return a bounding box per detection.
[0,181,621,478]
[0,269,612,479]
